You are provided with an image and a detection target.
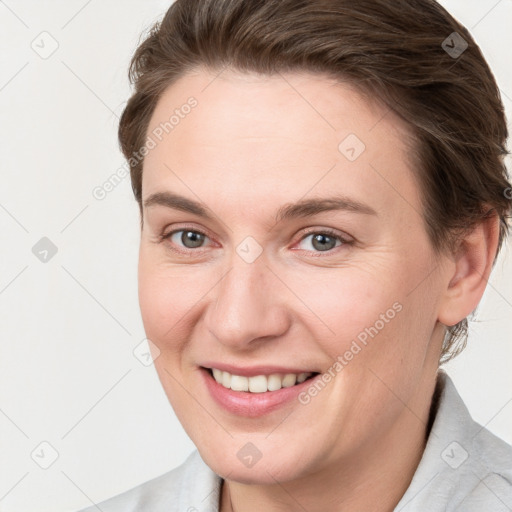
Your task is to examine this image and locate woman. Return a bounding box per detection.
[80,0,512,510]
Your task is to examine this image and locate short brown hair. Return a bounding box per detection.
[118,0,511,364]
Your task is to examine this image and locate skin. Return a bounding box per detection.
[138,67,499,511]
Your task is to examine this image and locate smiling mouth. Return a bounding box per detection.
[205,367,320,393]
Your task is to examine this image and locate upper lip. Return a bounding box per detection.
[201,363,318,377]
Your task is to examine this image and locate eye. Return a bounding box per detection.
[160,226,351,255]
[295,228,349,253]
[162,228,211,252]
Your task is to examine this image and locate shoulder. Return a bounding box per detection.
[446,374,512,510]
[76,450,222,512]
[458,418,512,510]
[396,370,512,511]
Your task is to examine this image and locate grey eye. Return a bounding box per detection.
[298,232,342,252]
[172,230,207,249]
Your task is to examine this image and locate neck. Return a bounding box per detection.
[220,366,440,512]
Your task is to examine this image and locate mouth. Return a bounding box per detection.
[200,366,321,417]
[205,367,320,393]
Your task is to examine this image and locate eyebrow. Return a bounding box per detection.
[143,191,377,223]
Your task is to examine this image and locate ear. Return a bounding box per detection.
[438,210,500,327]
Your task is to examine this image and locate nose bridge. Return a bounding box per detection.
[206,250,289,347]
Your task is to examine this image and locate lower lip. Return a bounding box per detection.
[201,368,320,417]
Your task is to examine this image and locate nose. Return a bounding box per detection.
[204,254,291,350]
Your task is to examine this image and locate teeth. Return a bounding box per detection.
[282,374,297,387]
[222,371,231,388]
[267,374,282,391]
[297,372,308,383]
[211,369,313,393]
[248,375,267,393]
[230,375,249,392]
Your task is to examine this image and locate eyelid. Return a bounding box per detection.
[294,226,353,243]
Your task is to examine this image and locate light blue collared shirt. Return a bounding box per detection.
[78,370,512,511]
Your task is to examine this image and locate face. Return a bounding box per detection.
[138,68,448,484]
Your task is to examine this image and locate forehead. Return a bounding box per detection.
[142,68,420,219]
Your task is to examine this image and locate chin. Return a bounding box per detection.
[198,442,313,484]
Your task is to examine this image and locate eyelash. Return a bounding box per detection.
[158,225,352,256]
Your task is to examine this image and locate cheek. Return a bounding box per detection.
[137,253,199,353]
[138,273,178,342]
[137,259,202,411]
[293,260,435,375]
[290,267,402,351]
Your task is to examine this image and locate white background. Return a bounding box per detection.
[0,1,511,511]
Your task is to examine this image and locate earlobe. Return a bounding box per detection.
[438,211,500,327]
